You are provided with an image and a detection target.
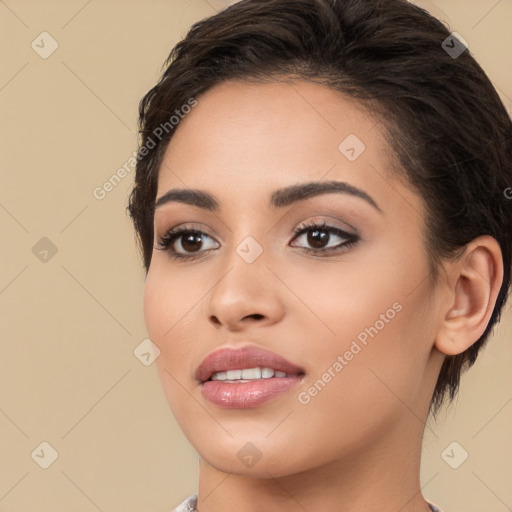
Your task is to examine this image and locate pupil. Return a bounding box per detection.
[182,233,202,252]
[308,229,328,248]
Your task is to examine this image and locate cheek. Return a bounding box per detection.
[285,248,422,348]
[143,268,192,375]
[289,241,434,405]
[143,268,199,418]
[143,271,169,347]
[290,297,433,458]
[144,264,194,344]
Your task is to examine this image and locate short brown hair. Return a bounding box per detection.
[127,0,512,416]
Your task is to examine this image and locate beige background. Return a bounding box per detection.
[1,0,511,511]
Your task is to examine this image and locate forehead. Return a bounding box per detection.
[156,79,420,218]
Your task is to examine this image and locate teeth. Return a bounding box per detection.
[241,367,261,379]
[210,367,291,381]
[226,369,242,380]
[261,367,274,378]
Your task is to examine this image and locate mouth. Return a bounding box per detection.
[196,345,305,383]
[196,345,306,408]
[207,366,301,382]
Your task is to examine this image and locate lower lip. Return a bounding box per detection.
[201,376,304,408]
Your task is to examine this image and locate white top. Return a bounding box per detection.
[173,493,444,511]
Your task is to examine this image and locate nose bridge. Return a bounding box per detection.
[220,210,269,269]
[211,232,268,302]
[203,227,284,328]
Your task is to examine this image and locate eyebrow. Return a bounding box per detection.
[154,180,382,213]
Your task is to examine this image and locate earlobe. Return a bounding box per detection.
[434,236,503,357]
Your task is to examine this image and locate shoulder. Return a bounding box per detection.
[426,500,444,512]
[172,493,198,512]
[172,494,443,512]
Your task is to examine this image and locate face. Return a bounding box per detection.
[144,79,443,477]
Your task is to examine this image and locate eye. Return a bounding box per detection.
[155,225,219,260]
[290,220,358,255]
[156,220,359,261]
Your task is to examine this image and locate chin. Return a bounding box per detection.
[195,433,318,478]
[200,448,298,478]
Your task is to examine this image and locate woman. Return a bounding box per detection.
[127,0,512,510]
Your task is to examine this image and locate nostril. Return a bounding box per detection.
[247,314,264,320]
[209,315,222,325]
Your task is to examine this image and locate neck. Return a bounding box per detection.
[196,413,433,512]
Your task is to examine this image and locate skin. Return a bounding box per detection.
[143,79,503,512]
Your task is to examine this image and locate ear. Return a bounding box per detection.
[435,235,504,356]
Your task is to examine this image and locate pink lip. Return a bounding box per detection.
[196,345,306,409]
[196,345,305,382]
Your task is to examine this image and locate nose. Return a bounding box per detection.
[203,247,286,332]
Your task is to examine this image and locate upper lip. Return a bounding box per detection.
[196,345,305,383]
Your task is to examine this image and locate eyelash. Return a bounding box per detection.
[155,220,359,261]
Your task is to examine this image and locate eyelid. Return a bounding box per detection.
[290,215,358,236]
[289,220,358,249]
[156,221,217,240]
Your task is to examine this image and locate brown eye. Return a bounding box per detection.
[291,221,358,254]
[306,228,330,249]
[180,232,204,253]
[156,228,219,260]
